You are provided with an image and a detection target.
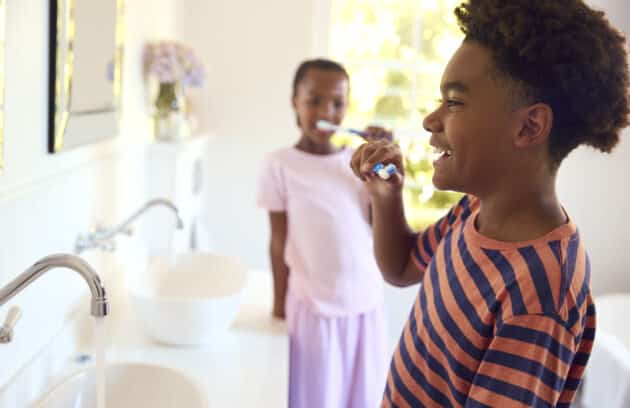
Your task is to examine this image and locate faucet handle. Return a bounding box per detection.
[121,226,134,236]
[0,306,22,343]
[4,306,22,328]
[97,240,116,252]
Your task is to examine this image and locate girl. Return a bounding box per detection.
[256,59,391,408]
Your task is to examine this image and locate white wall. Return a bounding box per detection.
[0,0,178,389]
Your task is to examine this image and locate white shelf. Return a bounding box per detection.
[143,132,214,254]
[147,132,216,154]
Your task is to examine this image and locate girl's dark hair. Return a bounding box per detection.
[455,0,630,166]
[292,59,350,98]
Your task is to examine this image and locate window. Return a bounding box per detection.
[329,0,463,228]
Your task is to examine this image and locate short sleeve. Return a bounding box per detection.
[256,155,287,212]
[410,194,476,271]
[465,314,577,407]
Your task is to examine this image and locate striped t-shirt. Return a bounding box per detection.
[383,195,595,407]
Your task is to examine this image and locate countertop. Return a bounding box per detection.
[98,269,288,407]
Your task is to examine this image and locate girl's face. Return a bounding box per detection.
[292,69,349,146]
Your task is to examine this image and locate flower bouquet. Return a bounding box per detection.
[143,41,205,141]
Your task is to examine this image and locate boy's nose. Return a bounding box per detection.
[422,109,443,133]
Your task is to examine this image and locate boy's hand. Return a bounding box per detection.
[363,126,393,142]
[350,139,404,198]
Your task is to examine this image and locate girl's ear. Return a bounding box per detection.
[514,103,553,149]
[291,96,301,127]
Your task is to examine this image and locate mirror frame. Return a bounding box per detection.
[48,0,124,153]
[0,0,5,170]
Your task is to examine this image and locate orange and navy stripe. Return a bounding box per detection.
[383,195,595,407]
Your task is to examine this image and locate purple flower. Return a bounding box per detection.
[106,60,115,81]
[143,41,206,87]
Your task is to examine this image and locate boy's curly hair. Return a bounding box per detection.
[455,0,630,166]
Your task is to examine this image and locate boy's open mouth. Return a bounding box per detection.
[432,147,452,165]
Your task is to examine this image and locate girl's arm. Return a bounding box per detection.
[268,211,290,319]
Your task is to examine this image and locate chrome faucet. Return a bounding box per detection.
[75,198,184,253]
[0,254,109,344]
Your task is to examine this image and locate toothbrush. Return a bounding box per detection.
[316,120,398,179]
[316,120,367,138]
[372,163,397,180]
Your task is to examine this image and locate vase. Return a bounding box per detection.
[153,82,191,142]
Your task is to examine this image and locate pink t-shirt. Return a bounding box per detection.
[257,147,384,316]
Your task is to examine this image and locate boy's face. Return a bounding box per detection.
[423,41,524,196]
[292,69,349,145]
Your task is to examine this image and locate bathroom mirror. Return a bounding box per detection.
[48,0,124,153]
[0,0,5,170]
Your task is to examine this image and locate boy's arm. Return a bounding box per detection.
[371,189,423,287]
[466,314,583,407]
[351,139,424,286]
[268,211,289,319]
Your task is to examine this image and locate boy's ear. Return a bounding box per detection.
[514,103,553,149]
[291,95,297,110]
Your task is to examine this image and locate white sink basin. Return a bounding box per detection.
[129,252,248,346]
[32,362,208,408]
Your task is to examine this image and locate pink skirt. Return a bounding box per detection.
[286,290,389,408]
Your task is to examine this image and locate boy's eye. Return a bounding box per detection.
[307,98,320,105]
[437,99,463,108]
[334,101,345,109]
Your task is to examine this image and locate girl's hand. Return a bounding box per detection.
[350,139,404,198]
[363,126,393,142]
[272,303,286,320]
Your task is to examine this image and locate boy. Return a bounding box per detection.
[350,0,629,406]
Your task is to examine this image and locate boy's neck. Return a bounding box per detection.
[475,180,568,243]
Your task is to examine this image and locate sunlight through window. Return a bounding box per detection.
[330,0,464,228]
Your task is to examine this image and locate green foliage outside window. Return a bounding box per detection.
[330,0,464,229]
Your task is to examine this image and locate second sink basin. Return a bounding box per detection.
[129,252,248,346]
[32,362,208,408]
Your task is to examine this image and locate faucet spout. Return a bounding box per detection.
[0,254,108,317]
[106,198,184,237]
[75,198,184,254]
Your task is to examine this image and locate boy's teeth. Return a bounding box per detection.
[432,147,452,157]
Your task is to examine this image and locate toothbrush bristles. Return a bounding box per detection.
[316,120,337,131]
